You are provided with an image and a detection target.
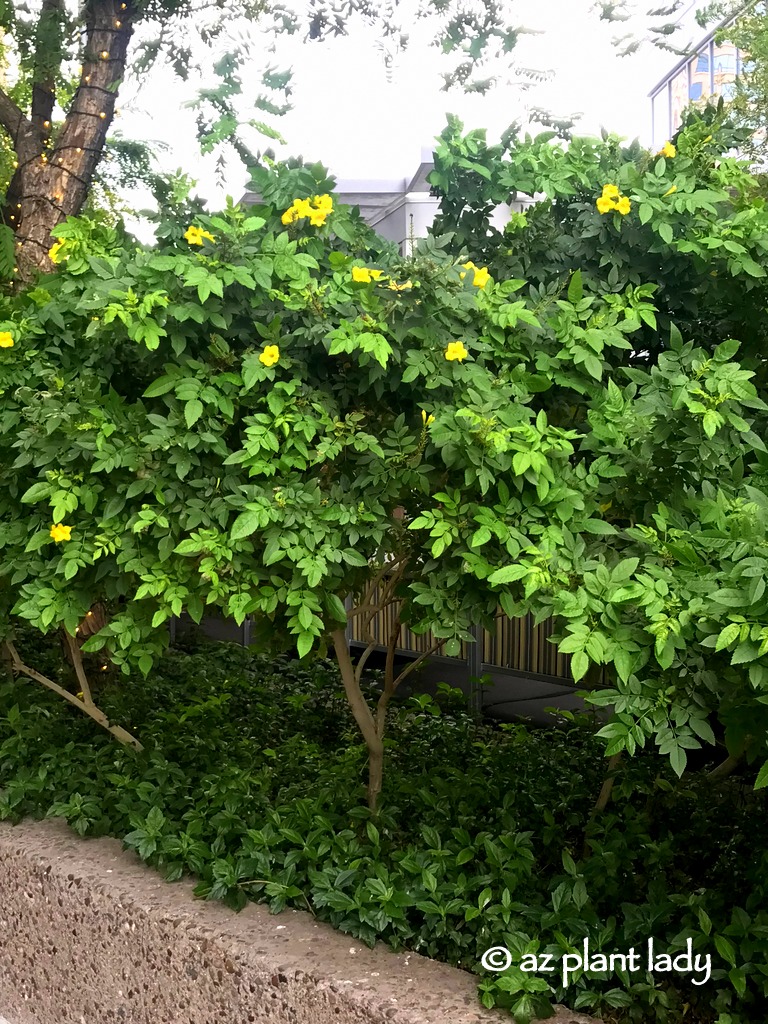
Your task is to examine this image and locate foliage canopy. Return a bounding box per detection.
[2,114,768,802]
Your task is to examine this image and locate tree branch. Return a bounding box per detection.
[332,630,379,749]
[392,637,446,691]
[4,639,143,750]
[582,752,622,859]
[707,752,744,782]
[354,636,380,687]
[358,555,407,611]
[63,631,94,707]
[376,606,403,736]
[31,0,64,135]
[0,88,33,147]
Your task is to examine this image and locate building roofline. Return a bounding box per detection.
[406,146,436,192]
[334,177,409,192]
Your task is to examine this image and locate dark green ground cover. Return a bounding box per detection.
[0,628,764,1024]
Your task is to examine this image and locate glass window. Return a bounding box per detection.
[713,41,738,90]
[670,66,689,133]
[689,47,711,103]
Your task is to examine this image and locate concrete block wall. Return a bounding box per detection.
[0,820,601,1024]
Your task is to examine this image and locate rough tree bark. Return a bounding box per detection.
[0,0,135,282]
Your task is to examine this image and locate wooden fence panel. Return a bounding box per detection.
[347,590,573,682]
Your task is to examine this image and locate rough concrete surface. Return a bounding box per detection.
[0,820,602,1024]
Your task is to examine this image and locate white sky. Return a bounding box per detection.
[112,0,703,214]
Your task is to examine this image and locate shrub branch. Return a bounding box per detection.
[3,638,143,751]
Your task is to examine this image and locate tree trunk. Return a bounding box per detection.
[0,0,135,283]
[582,752,622,859]
[332,628,386,813]
[367,742,384,813]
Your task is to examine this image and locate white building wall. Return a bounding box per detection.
[391,195,536,255]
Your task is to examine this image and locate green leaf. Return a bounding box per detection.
[669,744,687,778]
[755,759,768,791]
[571,650,589,682]
[325,594,348,624]
[582,519,618,535]
[470,526,492,548]
[714,338,740,362]
[230,510,262,541]
[488,564,529,584]
[702,409,722,438]
[342,550,368,566]
[583,353,603,380]
[610,582,645,603]
[614,649,634,682]
[731,641,761,665]
[296,631,314,659]
[567,269,583,303]
[174,538,203,555]
[714,934,736,967]
[242,354,263,392]
[728,966,747,998]
[143,375,177,398]
[561,849,577,876]
[184,399,203,428]
[715,622,740,652]
[21,482,51,504]
[741,257,765,278]
[688,716,716,745]
[697,907,712,936]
